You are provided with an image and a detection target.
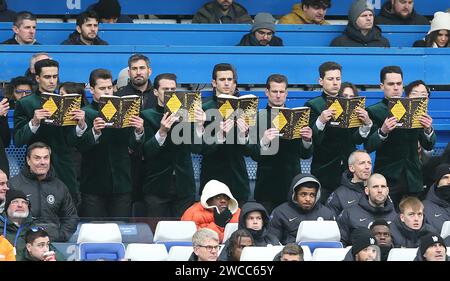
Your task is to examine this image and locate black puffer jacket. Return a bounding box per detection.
[390,216,435,248]
[61,31,108,45]
[330,24,390,47]
[423,183,450,232]
[9,165,79,242]
[238,202,280,246]
[238,33,284,46]
[192,1,252,24]
[327,170,365,217]
[375,1,429,25]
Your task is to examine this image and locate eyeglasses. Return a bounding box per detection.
[30,226,45,232]
[197,245,220,252]
[10,199,29,206]
[14,90,32,95]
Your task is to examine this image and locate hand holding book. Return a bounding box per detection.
[128,115,144,135]
[319,108,336,124]
[261,128,281,146]
[381,116,398,135]
[159,112,180,138]
[32,108,51,126]
[418,113,433,133]
[0,98,9,116]
[70,109,86,129]
[93,117,106,135]
[300,126,312,142]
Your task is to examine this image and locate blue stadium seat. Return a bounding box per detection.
[298,241,343,254]
[78,242,125,261]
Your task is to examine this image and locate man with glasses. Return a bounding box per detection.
[189,228,220,261]
[238,13,283,46]
[182,180,241,243]
[9,76,33,105]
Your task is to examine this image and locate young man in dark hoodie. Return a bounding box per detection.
[423,163,450,232]
[268,173,334,244]
[327,150,372,217]
[375,0,429,25]
[330,0,390,47]
[192,0,252,24]
[61,10,108,45]
[238,13,283,46]
[389,196,435,248]
[218,229,254,261]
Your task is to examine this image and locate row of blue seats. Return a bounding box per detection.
[0,23,430,47]
[1,46,449,86]
[6,0,446,16]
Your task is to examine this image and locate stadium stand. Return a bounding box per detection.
[125,243,169,261]
[386,248,419,261]
[153,221,196,251]
[78,242,126,261]
[312,247,351,261]
[296,221,343,253]
[167,246,194,261]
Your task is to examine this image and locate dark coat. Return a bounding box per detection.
[0,0,15,22]
[423,184,450,232]
[337,195,397,246]
[249,106,312,205]
[304,93,366,191]
[267,174,335,244]
[238,202,280,246]
[365,99,436,193]
[238,33,284,46]
[0,115,10,177]
[389,216,434,248]
[192,1,252,24]
[0,213,34,261]
[330,24,390,47]
[116,81,156,110]
[13,92,84,194]
[326,170,365,217]
[1,36,41,45]
[61,31,108,45]
[375,1,430,25]
[9,165,79,242]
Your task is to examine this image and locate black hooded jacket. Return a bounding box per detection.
[330,24,390,47]
[267,174,335,245]
[390,216,435,248]
[9,165,79,242]
[337,194,397,246]
[61,31,108,45]
[238,33,284,46]
[375,1,429,25]
[0,0,16,22]
[238,202,280,246]
[327,170,365,217]
[423,184,450,232]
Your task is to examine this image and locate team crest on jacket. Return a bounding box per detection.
[47,195,55,205]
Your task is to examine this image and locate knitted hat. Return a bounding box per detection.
[351,228,377,255]
[419,233,446,257]
[348,0,374,27]
[94,0,121,19]
[5,189,29,211]
[428,11,450,34]
[252,13,276,33]
[434,163,450,184]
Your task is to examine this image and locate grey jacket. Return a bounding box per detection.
[423,184,450,232]
[327,170,365,217]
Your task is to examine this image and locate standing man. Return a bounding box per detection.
[305,61,373,202]
[13,59,88,208]
[375,0,430,25]
[61,10,108,45]
[0,97,9,177]
[1,11,40,45]
[249,74,312,212]
[238,13,283,46]
[198,63,250,205]
[327,150,372,217]
[78,69,144,218]
[364,65,435,206]
[192,0,252,24]
[280,0,331,25]
[9,142,78,242]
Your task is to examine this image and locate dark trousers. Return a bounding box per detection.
[80,192,132,218]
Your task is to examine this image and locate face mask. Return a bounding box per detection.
[436,185,450,202]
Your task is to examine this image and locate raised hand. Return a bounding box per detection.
[93,117,106,134]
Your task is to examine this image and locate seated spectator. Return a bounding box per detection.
[423,164,450,232]
[189,228,220,261]
[24,227,64,261]
[0,169,9,213]
[414,233,449,261]
[61,10,108,45]
[238,13,283,46]
[9,142,79,242]
[59,82,88,107]
[0,234,15,261]
[351,229,380,261]
[9,76,33,102]
[273,243,304,261]
[375,0,429,25]
[338,173,397,246]
[0,0,16,22]
[1,11,40,45]
[181,180,240,243]
[327,150,372,217]
[338,82,359,98]
[369,219,393,261]
[192,0,252,24]
[24,53,51,91]
[267,173,335,244]
[0,100,9,177]
[0,189,34,260]
[279,0,330,25]
[330,0,390,47]
[89,0,133,23]
[413,12,450,47]
[218,229,254,261]
[238,202,280,246]
[390,197,435,248]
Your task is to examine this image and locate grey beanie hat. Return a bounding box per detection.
[348,0,374,27]
[252,12,276,33]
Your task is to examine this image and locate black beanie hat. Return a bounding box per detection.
[351,228,377,255]
[5,189,30,211]
[419,233,446,257]
[94,0,121,19]
[434,163,450,184]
